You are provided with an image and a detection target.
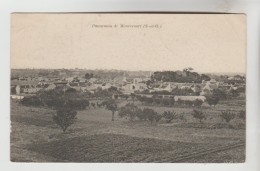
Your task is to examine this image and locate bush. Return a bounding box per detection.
[206,96,219,106]
[118,103,139,121]
[191,109,206,123]
[194,99,203,107]
[162,111,177,123]
[212,88,227,100]
[162,98,170,106]
[176,99,184,106]
[228,89,240,98]
[66,99,89,110]
[177,113,187,122]
[185,100,193,107]
[169,97,175,106]
[136,111,147,121]
[53,109,77,132]
[20,96,43,107]
[91,102,96,108]
[220,111,236,123]
[143,108,161,124]
[144,97,153,105]
[153,98,162,105]
[238,110,246,120]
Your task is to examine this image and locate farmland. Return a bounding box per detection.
[11,97,245,163]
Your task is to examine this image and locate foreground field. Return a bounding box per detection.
[11,99,245,163]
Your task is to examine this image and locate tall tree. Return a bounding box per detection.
[103,99,118,121]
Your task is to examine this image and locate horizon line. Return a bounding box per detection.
[10,67,246,75]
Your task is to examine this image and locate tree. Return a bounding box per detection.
[84,73,93,79]
[42,88,89,132]
[146,80,152,88]
[212,88,227,100]
[53,108,77,132]
[162,111,177,123]
[143,108,161,124]
[201,74,211,81]
[220,111,236,123]
[192,109,206,123]
[118,103,140,121]
[206,95,219,106]
[103,99,118,121]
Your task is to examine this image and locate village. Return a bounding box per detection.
[10,69,246,104]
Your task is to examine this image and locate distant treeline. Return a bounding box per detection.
[151,70,211,83]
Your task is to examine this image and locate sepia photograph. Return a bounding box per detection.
[10,13,246,163]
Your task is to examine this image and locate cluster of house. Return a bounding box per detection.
[11,75,149,95]
[10,74,245,100]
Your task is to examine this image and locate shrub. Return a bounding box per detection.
[65,99,89,110]
[143,108,161,124]
[20,96,43,107]
[238,110,246,120]
[220,111,236,123]
[91,102,96,108]
[191,109,206,123]
[162,98,171,106]
[53,109,77,132]
[194,99,203,107]
[162,111,177,123]
[136,110,147,121]
[144,97,153,105]
[228,89,240,98]
[185,100,193,107]
[153,98,162,105]
[177,113,187,122]
[169,97,175,106]
[206,96,219,106]
[118,103,139,121]
[212,88,227,100]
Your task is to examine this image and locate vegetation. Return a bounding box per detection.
[84,73,94,79]
[151,69,211,83]
[162,111,177,123]
[220,111,236,123]
[20,96,43,107]
[143,108,162,124]
[206,95,219,106]
[53,109,77,132]
[238,110,246,120]
[103,99,118,121]
[20,87,90,132]
[212,89,227,100]
[118,103,140,121]
[191,109,206,123]
[194,99,204,107]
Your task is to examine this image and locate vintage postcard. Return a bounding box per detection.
[10,13,246,163]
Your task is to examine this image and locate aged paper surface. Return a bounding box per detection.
[11,13,246,162]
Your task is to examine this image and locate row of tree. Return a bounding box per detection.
[151,68,211,83]
[135,95,211,107]
[191,109,246,124]
[117,103,245,125]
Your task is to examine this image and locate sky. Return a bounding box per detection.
[11,13,246,73]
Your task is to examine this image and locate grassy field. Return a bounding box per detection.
[10,99,245,163]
